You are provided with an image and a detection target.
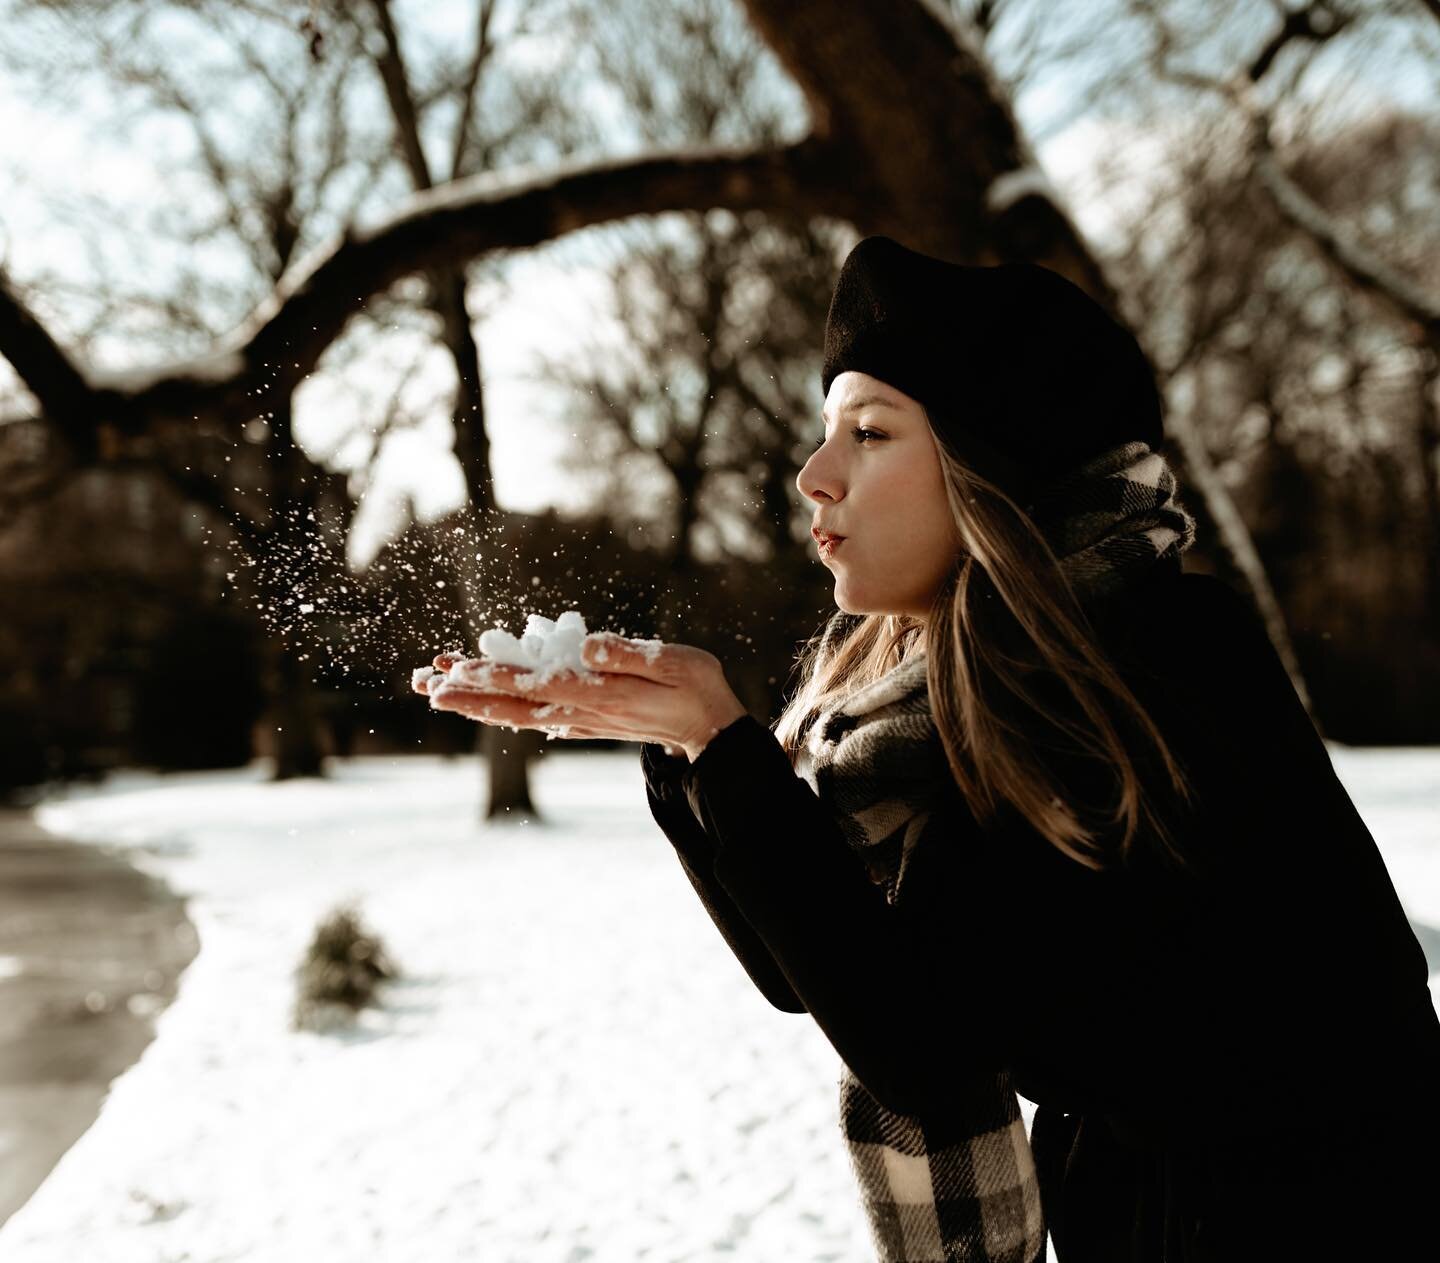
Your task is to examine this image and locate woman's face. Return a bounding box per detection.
[797,371,960,619]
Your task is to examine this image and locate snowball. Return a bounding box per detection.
[478,628,529,666]
[418,609,672,695]
[473,610,603,685]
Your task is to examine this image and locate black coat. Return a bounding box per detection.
[640,566,1440,1261]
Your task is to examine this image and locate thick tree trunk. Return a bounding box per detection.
[1416,346,1440,646]
[430,271,538,824]
[1182,375,1314,719]
[269,639,328,780]
[481,724,545,822]
[435,270,495,516]
[265,395,330,781]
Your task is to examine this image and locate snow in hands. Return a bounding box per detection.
[414,611,667,739]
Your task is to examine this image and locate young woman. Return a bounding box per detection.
[419,236,1440,1262]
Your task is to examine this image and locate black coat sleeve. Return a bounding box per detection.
[640,739,806,1014]
[671,715,1015,1117]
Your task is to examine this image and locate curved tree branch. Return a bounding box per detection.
[1252,144,1440,340]
[0,272,101,458]
[0,137,846,444]
[737,0,1115,299]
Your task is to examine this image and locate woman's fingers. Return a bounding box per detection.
[429,686,583,726]
[416,635,727,753]
[453,659,644,711]
[580,633,668,677]
[429,686,631,740]
[415,654,469,694]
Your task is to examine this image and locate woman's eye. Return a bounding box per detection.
[813,427,883,449]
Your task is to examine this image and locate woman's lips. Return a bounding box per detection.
[818,534,846,560]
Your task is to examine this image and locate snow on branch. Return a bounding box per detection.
[1,139,836,445]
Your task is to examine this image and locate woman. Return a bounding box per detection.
[419,236,1440,1261]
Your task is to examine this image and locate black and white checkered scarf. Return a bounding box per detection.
[794,442,1194,1263]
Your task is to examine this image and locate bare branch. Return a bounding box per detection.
[0,138,841,444]
[1253,145,1440,337]
[1139,0,1440,340]
[368,0,435,189]
[1246,1,1353,81]
[127,456,264,550]
[449,0,498,179]
[0,270,99,455]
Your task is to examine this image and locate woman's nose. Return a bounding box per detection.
[797,449,841,504]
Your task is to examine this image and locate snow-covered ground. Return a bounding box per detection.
[1,744,1436,1263]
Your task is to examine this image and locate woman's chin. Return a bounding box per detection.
[833,580,922,620]
[832,582,868,616]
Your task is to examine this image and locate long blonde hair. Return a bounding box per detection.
[774,415,1197,874]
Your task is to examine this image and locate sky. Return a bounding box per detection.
[0,0,1430,568]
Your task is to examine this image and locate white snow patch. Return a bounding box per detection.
[985,164,1061,215]
[89,348,247,394]
[3,754,873,1262]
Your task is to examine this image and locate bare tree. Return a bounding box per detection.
[532,0,835,574]
[1112,0,1440,729]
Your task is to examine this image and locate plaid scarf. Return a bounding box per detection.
[795,442,1194,1263]
[1026,440,1196,599]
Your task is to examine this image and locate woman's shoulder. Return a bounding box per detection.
[1090,566,1281,685]
[1098,565,1255,631]
[1087,566,1332,799]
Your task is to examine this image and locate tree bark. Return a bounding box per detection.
[436,271,495,515]
[481,724,545,822]
[1416,348,1440,647]
[264,395,331,780]
[268,636,328,780]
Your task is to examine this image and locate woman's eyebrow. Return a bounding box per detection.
[820,395,901,424]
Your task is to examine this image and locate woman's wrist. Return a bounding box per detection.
[684,698,749,763]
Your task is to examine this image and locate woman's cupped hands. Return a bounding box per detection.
[412,633,748,763]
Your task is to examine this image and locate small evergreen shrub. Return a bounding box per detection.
[292,902,397,1032]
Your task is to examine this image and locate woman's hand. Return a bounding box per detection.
[412,633,749,763]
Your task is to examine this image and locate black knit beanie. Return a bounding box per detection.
[821,236,1164,503]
